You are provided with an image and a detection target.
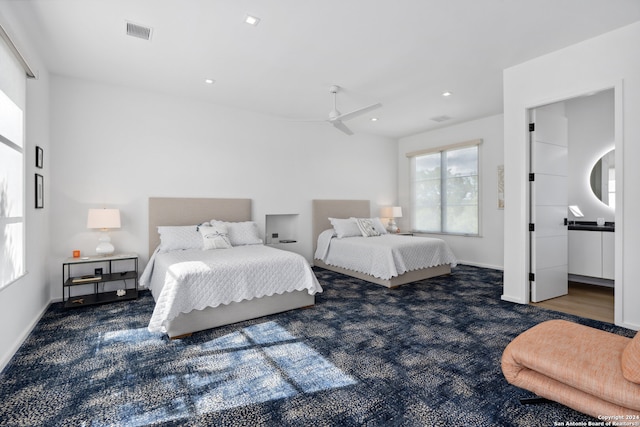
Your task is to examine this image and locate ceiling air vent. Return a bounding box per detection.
[126,21,152,41]
[430,115,451,123]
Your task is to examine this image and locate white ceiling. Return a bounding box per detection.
[6,0,640,139]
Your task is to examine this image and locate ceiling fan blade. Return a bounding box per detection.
[332,120,354,135]
[336,102,382,122]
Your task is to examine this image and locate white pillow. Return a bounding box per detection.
[157,225,202,252]
[351,217,387,235]
[372,217,388,235]
[354,218,380,237]
[329,217,361,238]
[211,220,263,246]
[199,224,231,250]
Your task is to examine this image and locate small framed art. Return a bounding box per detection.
[35,173,44,209]
[36,146,43,169]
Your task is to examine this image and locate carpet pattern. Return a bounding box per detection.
[0,265,633,426]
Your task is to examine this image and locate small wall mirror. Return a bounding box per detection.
[589,149,615,209]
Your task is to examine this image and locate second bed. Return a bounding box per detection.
[313,199,457,288]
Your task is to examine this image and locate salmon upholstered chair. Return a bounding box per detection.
[501,319,640,418]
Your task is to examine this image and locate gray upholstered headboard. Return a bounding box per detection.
[148,197,252,257]
[311,199,370,253]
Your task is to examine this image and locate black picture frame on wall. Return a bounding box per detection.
[36,146,43,168]
[35,173,44,209]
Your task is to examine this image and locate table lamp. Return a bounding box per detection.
[87,208,121,255]
[381,206,403,233]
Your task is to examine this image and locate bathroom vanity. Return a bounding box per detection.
[568,221,614,283]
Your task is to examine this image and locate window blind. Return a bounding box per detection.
[408,139,481,235]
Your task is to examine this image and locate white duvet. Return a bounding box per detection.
[315,230,457,280]
[141,245,322,333]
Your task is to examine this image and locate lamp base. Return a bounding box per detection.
[96,232,115,255]
[387,219,398,233]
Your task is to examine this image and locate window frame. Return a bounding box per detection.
[0,89,26,289]
[0,23,30,290]
[407,139,482,236]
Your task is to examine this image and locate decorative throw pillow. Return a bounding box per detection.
[199,224,231,250]
[157,225,202,252]
[355,218,380,237]
[211,220,263,246]
[329,217,361,238]
[351,217,387,235]
[622,331,640,384]
[371,217,388,235]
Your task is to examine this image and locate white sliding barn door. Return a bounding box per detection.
[530,109,569,302]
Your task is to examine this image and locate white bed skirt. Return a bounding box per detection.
[165,290,315,338]
[314,259,451,288]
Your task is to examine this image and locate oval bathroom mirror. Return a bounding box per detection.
[589,149,615,209]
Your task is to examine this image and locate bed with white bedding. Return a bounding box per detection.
[144,244,321,334]
[313,199,457,288]
[143,197,321,338]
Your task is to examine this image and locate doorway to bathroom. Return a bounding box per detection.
[528,88,615,321]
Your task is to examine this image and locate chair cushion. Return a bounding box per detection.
[622,331,640,384]
[502,319,640,417]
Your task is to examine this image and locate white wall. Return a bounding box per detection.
[503,21,640,330]
[397,114,504,269]
[565,89,615,222]
[48,75,398,299]
[0,7,52,370]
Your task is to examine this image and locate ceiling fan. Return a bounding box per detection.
[309,85,382,135]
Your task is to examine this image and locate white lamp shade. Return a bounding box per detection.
[381,206,403,218]
[87,208,121,230]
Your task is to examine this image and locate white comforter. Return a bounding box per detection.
[142,245,322,333]
[315,230,457,280]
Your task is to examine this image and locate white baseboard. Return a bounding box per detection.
[0,299,53,373]
[501,295,526,304]
[568,274,614,288]
[616,320,640,331]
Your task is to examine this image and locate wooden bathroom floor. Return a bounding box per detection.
[531,282,614,323]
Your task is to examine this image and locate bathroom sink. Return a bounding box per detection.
[568,222,614,232]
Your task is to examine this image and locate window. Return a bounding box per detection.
[0,24,31,289]
[0,89,24,288]
[409,140,480,235]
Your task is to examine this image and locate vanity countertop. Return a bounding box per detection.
[568,221,615,232]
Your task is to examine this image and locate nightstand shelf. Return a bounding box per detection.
[265,213,299,245]
[62,253,138,308]
[65,289,138,307]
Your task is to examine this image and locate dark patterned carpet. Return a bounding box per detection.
[0,265,633,426]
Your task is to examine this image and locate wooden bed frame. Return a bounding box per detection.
[311,199,451,288]
[148,197,315,338]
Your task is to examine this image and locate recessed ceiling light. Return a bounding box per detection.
[205,79,215,84]
[244,15,261,26]
[370,117,378,122]
[442,91,453,97]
